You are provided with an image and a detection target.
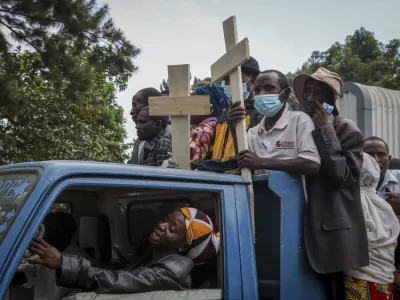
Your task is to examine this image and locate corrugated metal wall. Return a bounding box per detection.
[339,82,400,158]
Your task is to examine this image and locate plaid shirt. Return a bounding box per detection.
[140,130,171,167]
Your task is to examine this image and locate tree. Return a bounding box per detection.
[0,50,129,165]
[159,73,211,93]
[0,0,140,116]
[297,28,400,89]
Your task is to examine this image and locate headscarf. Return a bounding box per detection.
[179,207,220,264]
[346,153,400,284]
[195,84,231,118]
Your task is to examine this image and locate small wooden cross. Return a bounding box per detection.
[211,16,256,239]
[149,64,210,170]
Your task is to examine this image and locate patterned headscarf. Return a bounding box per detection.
[179,207,220,264]
[195,84,231,118]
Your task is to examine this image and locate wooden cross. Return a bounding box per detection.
[211,16,256,239]
[149,64,210,170]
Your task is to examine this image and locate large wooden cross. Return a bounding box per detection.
[149,64,210,170]
[211,16,256,238]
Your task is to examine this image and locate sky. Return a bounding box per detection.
[100,0,400,143]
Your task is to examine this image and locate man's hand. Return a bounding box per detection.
[312,102,334,128]
[227,101,246,123]
[27,238,62,270]
[161,152,179,169]
[238,150,264,170]
[386,192,400,215]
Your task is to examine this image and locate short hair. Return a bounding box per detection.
[261,69,290,91]
[135,88,162,106]
[365,136,389,153]
[139,106,169,129]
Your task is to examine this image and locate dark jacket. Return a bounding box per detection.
[127,140,146,165]
[305,116,369,274]
[58,254,193,294]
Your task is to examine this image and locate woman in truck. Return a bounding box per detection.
[27,207,220,295]
[345,153,400,299]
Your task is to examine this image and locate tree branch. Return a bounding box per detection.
[0,19,41,52]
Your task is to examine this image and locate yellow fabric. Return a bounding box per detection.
[212,115,251,162]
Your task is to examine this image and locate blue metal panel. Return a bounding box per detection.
[233,184,258,300]
[0,161,248,185]
[268,172,326,300]
[0,175,250,300]
[0,177,52,299]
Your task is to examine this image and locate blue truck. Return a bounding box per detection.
[0,161,327,300]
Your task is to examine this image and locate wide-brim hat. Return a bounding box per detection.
[293,67,343,106]
[241,56,261,77]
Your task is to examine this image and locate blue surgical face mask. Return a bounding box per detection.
[254,92,285,117]
[221,80,250,101]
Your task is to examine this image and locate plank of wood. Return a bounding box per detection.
[167,65,191,170]
[210,38,250,83]
[223,16,256,239]
[148,96,210,116]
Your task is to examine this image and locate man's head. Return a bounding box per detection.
[293,67,342,117]
[253,69,290,101]
[222,56,260,101]
[135,106,168,142]
[43,212,77,252]
[364,136,391,184]
[130,88,162,123]
[148,210,187,250]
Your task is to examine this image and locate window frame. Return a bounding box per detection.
[0,175,251,300]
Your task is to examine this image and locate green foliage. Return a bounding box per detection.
[0,50,129,165]
[159,73,208,93]
[297,28,400,89]
[0,0,140,115]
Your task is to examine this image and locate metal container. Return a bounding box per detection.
[339,82,400,158]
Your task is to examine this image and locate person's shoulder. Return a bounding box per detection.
[336,116,361,133]
[288,110,314,124]
[157,255,193,275]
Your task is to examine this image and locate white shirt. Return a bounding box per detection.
[18,245,83,300]
[377,169,400,197]
[346,154,400,284]
[247,106,321,175]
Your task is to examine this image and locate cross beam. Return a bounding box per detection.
[211,16,255,239]
[149,64,210,170]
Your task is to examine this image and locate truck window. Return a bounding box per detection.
[0,172,37,244]
[9,186,222,300]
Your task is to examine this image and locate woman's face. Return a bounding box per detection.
[148,210,187,249]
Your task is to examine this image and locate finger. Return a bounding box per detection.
[31,241,46,252]
[27,258,44,265]
[29,246,44,257]
[230,101,241,108]
[228,110,246,118]
[35,238,51,248]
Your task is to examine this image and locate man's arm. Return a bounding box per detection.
[58,254,191,294]
[238,151,320,175]
[312,122,364,186]
[156,139,172,167]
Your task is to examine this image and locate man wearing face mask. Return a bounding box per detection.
[211,57,262,162]
[292,68,368,300]
[236,70,321,175]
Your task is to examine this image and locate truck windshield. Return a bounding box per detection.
[0,172,38,244]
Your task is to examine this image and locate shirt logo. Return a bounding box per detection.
[275,140,294,149]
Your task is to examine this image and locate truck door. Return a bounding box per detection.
[0,175,257,300]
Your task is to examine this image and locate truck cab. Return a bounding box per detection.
[0,161,326,300]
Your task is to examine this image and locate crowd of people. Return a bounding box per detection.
[125,57,400,300]
[9,56,400,300]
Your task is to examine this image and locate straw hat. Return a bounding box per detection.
[293,67,343,106]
